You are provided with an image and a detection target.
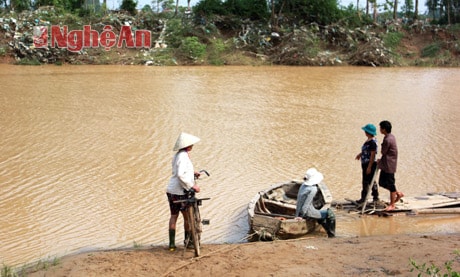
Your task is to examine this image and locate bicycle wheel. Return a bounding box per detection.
[189,204,201,257]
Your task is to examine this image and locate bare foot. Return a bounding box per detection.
[294,217,303,221]
[384,205,395,211]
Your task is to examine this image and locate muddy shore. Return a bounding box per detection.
[23,233,460,276]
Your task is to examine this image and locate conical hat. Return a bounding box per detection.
[173,132,200,151]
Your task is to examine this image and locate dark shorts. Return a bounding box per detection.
[167,193,188,215]
[379,171,396,192]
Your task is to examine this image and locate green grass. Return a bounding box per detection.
[1,264,18,277]
[409,250,460,276]
[1,256,61,277]
[383,32,404,50]
[421,43,442,58]
[133,241,142,249]
[15,58,42,65]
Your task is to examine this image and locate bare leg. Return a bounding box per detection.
[395,191,404,202]
[169,214,179,230]
[181,210,190,231]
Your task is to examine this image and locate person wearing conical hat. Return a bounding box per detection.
[295,168,336,238]
[355,123,379,205]
[166,132,201,252]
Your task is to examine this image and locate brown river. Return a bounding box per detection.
[1,65,459,266]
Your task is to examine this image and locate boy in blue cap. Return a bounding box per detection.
[355,124,379,204]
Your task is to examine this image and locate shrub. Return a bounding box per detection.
[409,250,460,277]
[16,58,41,65]
[120,0,138,15]
[421,43,441,58]
[165,18,188,48]
[383,31,404,50]
[207,38,228,65]
[1,263,17,277]
[304,36,321,58]
[179,36,206,60]
[339,5,373,28]
[194,0,227,16]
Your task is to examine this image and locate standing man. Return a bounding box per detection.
[378,121,404,211]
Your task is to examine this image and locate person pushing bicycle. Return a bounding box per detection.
[166,132,202,252]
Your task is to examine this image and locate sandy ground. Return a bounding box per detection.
[24,233,460,277]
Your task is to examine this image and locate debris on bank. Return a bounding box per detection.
[0,8,458,66]
[1,7,167,64]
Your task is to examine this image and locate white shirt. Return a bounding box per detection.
[166,150,195,195]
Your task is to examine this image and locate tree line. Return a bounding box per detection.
[1,0,458,25]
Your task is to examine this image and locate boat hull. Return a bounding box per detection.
[248,180,333,240]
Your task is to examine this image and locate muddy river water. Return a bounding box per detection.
[1,65,459,266]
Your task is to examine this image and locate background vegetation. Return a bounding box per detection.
[0,0,459,66]
[1,0,459,25]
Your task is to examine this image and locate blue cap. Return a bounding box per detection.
[361,124,377,136]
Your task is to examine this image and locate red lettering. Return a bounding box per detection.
[46,24,152,51]
[51,26,68,48]
[135,30,151,48]
[118,26,135,48]
[83,25,99,48]
[100,25,116,51]
[67,30,83,52]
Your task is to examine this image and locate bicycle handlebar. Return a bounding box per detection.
[199,169,210,177]
[195,169,210,180]
[183,169,210,195]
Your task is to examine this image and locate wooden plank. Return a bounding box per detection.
[395,195,460,210]
[263,199,297,210]
[255,211,295,219]
[414,208,460,214]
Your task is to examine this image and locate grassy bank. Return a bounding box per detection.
[1,8,459,66]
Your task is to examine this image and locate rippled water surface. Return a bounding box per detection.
[1,65,459,266]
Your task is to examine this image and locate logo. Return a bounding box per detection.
[33,25,152,52]
[33,26,48,48]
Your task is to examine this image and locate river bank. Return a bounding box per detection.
[1,8,459,66]
[21,233,460,276]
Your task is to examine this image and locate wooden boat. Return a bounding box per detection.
[247,180,333,240]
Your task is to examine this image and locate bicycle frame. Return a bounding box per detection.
[174,170,210,257]
[181,189,210,257]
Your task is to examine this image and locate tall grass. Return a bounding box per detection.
[383,32,404,50]
[1,264,17,277]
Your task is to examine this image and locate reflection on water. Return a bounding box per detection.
[0,65,459,266]
[337,212,460,237]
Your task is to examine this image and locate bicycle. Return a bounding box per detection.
[174,170,211,257]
